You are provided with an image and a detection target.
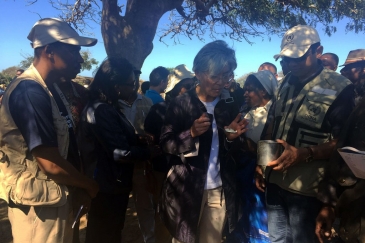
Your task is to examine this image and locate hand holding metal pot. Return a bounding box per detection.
[267,139,308,171]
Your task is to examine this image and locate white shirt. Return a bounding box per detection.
[118,95,143,124]
[244,100,273,143]
[200,97,222,189]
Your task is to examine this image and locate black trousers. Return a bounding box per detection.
[85,191,130,243]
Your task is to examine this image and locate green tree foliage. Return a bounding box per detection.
[0,66,18,85]
[19,53,33,69]
[26,0,365,69]
[1,66,19,79]
[80,50,99,71]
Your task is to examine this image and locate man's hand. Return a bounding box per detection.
[267,139,307,171]
[190,113,211,138]
[315,206,336,243]
[224,113,249,141]
[33,146,99,198]
[255,165,266,192]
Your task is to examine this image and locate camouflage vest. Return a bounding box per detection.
[269,68,352,196]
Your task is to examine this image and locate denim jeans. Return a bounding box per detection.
[266,182,322,243]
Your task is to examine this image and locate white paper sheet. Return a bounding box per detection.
[338,146,365,179]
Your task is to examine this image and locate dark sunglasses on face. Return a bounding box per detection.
[243,86,256,93]
[340,63,364,72]
[282,50,310,64]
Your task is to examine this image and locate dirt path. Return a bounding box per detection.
[0,194,143,243]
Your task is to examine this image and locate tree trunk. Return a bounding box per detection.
[101,0,183,70]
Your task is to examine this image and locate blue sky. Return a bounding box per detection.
[0,0,364,80]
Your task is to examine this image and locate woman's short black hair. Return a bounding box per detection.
[141,81,150,95]
[89,57,134,103]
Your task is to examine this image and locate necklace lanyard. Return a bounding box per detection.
[53,82,77,129]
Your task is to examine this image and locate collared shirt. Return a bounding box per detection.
[118,94,152,134]
[145,89,164,104]
[244,99,273,143]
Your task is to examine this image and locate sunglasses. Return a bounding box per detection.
[340,64,364,72]
[243,87,256,93]
[282,50,310,64]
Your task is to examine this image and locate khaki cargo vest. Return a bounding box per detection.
[269,69,352,197]
[0,65,69,206]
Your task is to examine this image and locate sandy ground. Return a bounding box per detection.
[0,194,144,243]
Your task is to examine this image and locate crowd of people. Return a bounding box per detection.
[1,17,365,243]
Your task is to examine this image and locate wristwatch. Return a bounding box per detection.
[305,147,314,163]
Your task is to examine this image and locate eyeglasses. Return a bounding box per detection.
[340,64,364,73]
[210,71,234,83]
[243,87,256,93]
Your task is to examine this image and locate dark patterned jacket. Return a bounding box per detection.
[318,97,365,242]
[159,88,243,243]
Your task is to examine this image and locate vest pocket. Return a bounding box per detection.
[295,128,329,148]
[10,160,67,206]
[295,92,335,129]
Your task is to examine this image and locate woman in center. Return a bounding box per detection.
[160,40,248,243]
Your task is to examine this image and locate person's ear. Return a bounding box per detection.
[315,45,324,58]
[44,45,55,58]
